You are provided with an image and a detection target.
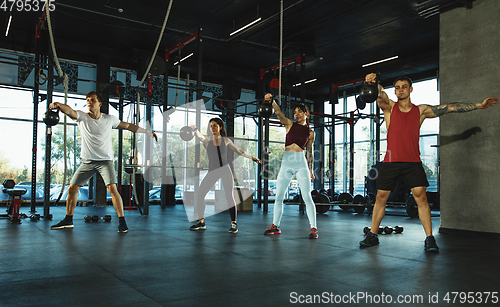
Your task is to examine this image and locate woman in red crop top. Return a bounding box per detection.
[262,94,319,239]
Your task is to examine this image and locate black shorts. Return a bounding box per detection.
[376,162,429,191]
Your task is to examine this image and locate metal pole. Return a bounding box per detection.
[375,105,381,163]
[257,117,263,209]
[297,53,306,213]
[143,94,152,215]
[31,38,40,213]
[329,86,336,200]
[118,97,123,188]
[263,117,269,212]
[300,54,305,104]
[161,62,169,210]
[195,28,203,197]
[73,105,76,176]
[342,92,348,193]
[349,111,354,196]
[43,55,54,218]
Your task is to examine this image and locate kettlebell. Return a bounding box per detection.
[355,96,366,110]
[259,101,274,118]
[43,108,60,127]
[359,73,380,103]
[179,126,195,141]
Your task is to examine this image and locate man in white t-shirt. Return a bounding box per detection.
[50,91,157,233]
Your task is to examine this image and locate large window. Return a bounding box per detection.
[0,49,440,205]
[0,50,260,202]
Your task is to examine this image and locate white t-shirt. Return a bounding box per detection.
[74,110,121,161]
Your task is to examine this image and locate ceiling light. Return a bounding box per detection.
[230,18,262,36]
[173,53,194,65]
[362,56,399,67]
[5,15,12,37]
[293,78,317,87]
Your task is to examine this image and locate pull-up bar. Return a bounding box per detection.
[332,77,364,93]
[165,32,199,62]
[260,56,302,80]
[310,111,354,124]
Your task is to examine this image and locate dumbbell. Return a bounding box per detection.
[84,215,112,222]
[363,226,384,235]
[29,213,52,221]
[383,225,404,234]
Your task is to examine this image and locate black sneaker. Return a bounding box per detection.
[360,232,379,247]
[264,224,281,235]
[190,221,206,231]
[118,223,128,233]
[308,227,319,239]
[50,219,74,230]
[229,222,238,234]
[425,235,439,252]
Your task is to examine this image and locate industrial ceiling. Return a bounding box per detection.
[1,0,475,100]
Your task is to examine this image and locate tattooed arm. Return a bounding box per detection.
[420,97,498,119]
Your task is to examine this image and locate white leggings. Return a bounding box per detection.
[273,151,317,228]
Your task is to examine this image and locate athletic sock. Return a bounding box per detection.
[119,217,126,224]
[65,215,73,222]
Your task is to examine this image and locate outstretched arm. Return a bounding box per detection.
[421,97,498,119]
[272,100,293,129]
[189,125,209,143]
[226,139,262,164]
[365,73,393,112]
[49,102,78,120]
[117,121,158,141]
[266,92,293,128]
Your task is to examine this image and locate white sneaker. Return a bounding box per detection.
[229,222,238,234]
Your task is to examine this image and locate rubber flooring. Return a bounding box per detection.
[0,204,498,307]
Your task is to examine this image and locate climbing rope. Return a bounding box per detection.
[278,0,283,105]
[132,0,174,208]
[45,4,69,205]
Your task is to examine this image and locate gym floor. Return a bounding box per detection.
[0,204,498,307]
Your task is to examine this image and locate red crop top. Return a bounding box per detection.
[285,122,310,150]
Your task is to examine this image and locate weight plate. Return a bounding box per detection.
[313,193,330,204]
[354,206,365,214]
[292,194,303,204]
[337,193,353,204]
[352,194,365,214]
[352,194,365,204]
[315,205,329,214]
[337,193,353,211]
[313,194,330,214]
[365,193,376,214]
[405,195,418,218]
